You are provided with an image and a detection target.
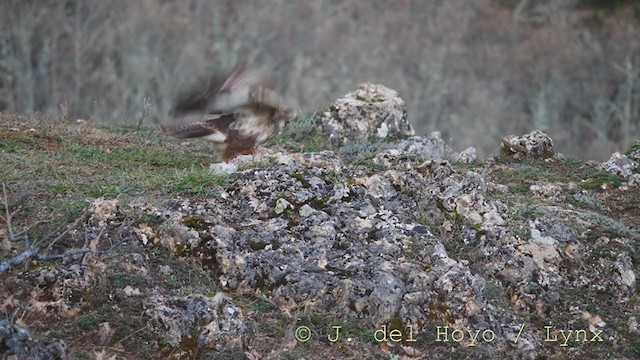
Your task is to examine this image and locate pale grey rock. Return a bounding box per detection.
[501,130,554,159]
[629,316,638,334]
[453,146,477,163]
[369,133,472,167]
[602,152,638,179]
[395,133,446,159]
[361,174,397,199]
[615,254,636,290]
[274,197,292,214]
[123,285,141,297]
[529,217,577,243]
[626,173,640,188]
[210,161,238,174]
[319,82,414,144]
[529,183,562,200]
[144,292,247,353]
[298,204,316,217]
[0,320,67,360]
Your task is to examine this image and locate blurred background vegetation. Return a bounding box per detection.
[1,0,638,159]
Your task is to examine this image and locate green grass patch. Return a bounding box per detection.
[498,164,563,184]
[165,166,228,197]
[580,170,624,190]
[76,312,105,329]
[625,139,640,161]
[0,115,228,248]
[493,156,624,193]
[111,273,149,287]
[270,112,331,153]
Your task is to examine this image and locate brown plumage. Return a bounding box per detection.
[161,63,295,162]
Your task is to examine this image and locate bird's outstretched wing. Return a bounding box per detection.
[170,74,227,117]
[218,61,276,95]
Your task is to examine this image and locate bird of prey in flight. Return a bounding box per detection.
[161,63,296,162]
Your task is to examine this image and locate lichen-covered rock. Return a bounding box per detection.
[529,183,563,200]
[0,320,67,359]
[501,130,554,159]
[603,152,639,179]
[130,150,550,354]
[144,293,247,353]
[120,141,639,357]
[395,133,446,159]
[318,82,414,144]
[453,146,477,163]
[371,133,476,165]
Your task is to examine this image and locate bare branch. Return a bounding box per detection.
[35,247,93,261]
[126,97,152,135]
[0,183,94,274]
[135,97,152,132]
[42,210,88,252]
[0,247,37,273]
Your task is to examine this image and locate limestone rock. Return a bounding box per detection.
[501,130,554,159]
[0,320,67,360]
[144,293,248,353]
[603,152,638,179]
[319,82,414,144]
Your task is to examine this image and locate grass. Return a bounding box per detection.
[579,170,624,190]
[492,155,625,193]
[270,112,332,153]
[625,139,640,161]
[0,114,226,236]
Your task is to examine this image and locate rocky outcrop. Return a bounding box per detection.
[318,82,414,144]
[501,130,555,159]
[133,151,536,354]
[1,85,638,359]
[603,152,640,188]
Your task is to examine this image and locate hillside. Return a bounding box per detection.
[1,84,639,359]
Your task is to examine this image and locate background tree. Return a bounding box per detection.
[1,0,638,159]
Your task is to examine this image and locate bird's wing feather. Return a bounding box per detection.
[171,62,278,116]
[161,115,236,140]
[171,73,228,117]
[211,86,288,114]
[219,61,276,93]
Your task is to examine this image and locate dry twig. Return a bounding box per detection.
[0,182,94,274]
[129,97,152,134]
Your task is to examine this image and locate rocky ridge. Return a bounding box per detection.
[1,83,639,359]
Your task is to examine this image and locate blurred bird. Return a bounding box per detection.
[161,63,296,162]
